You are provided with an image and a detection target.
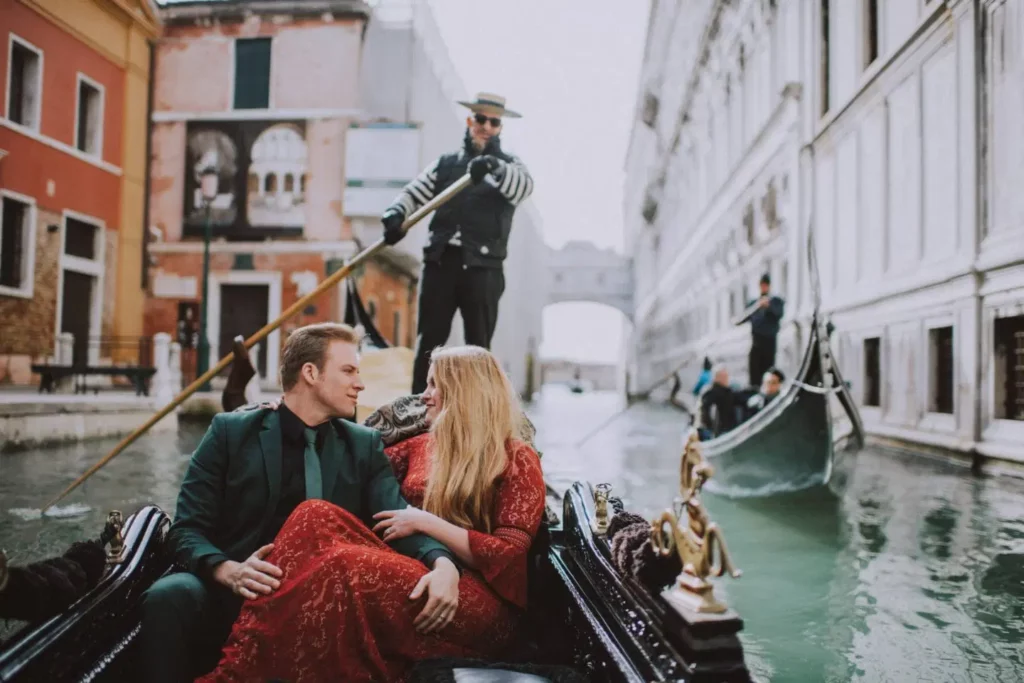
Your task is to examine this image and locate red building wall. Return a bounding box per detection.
[0,0,123,227]
[0,0,127,373]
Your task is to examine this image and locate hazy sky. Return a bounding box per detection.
[427,0,650,363]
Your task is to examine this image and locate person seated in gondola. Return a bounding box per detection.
[691,356,713,397]
[197,345,546,683]
[140,323,461,683]
[695,365,740,440]
[743,367,785,420]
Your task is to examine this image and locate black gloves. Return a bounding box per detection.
[468,155,502,184]
[381,211,405,245]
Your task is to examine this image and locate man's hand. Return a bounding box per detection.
[468,155,501,184]
[759,295,770,309]
[409,556,459,634]
[211,544,283,600]
[372,505,434,542]
[381,211,406,245]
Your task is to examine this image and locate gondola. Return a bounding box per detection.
[0,281,754,683]
[0,461,751,682]
[697,229,866,498]
[697,315,865,497]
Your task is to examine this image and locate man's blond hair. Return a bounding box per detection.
[280,323,361,391]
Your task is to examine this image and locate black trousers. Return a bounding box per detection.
[748,335,777,388]
[140,572,243,683]
[412,247,505,394]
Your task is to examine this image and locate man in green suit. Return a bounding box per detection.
[140,323,460,683]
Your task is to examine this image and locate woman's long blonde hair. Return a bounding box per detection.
[424,345,526,533]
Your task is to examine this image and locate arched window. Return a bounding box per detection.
[284,174,295,192]
[264,174,277,193]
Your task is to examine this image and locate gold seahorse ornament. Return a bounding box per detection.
[651,430,742,615]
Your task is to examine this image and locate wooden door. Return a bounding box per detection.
[218,284,269,377]
[61,271,93,366]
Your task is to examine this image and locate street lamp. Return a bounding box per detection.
[197,167,218,392]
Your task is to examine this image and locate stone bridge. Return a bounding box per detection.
[545,241,633,320]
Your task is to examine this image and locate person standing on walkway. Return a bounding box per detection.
[746,273,785,387]
[379,92,534,394]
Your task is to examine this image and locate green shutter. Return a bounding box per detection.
[234,38,271,110]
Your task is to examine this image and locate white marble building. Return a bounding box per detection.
[625,0,1024,472]
[352,0,546,396]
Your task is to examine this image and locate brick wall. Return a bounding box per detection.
[0,207,61,357]
[0,207,61,384]
[155,19,364,113]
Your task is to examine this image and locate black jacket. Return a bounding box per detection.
[747,296,785,338]
[385,133,534,268]
[699,384,739,436]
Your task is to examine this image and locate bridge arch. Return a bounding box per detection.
[545,241,633,320]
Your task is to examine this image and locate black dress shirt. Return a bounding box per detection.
[266,402,332,543]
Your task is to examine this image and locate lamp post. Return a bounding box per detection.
[197,168,218,392]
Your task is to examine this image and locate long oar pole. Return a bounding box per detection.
[41,175,473,513]
[573,402,636,448]
[634,348,709,399]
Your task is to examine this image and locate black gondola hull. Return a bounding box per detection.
[0,491,751,683]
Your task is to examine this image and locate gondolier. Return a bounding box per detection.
[746,273,785,387]
[380,92,534,394]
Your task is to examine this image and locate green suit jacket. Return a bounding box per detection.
[168,408,450,575]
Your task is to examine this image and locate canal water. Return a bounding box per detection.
[2,386,1023,682]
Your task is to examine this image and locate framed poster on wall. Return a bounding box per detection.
[183,120,308,238]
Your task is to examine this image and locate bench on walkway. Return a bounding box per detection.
[30,365,157,396]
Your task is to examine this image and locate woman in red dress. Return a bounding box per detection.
[197,345,546,682]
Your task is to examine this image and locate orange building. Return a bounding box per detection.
[0,0,160,383]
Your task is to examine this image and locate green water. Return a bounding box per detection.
[3,388,1024,682]
[533,389,1024,683]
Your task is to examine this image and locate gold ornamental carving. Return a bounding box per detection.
[651,430,742,615]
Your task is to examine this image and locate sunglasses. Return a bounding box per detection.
[474,113,502,128]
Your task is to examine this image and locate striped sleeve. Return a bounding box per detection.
[485,155,534,206]
[385,158,440,217]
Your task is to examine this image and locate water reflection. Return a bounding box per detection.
[2,388,1024,681]
[0,420,208,564]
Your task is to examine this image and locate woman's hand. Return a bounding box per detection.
[372,506,435,542]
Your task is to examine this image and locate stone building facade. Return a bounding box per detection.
[0,0,160,384]
[145,0,418,387]
[625,0,1024,471]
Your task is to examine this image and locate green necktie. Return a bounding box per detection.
[303,427,323,500]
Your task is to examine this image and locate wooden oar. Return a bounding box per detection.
[732,299,762,327]
[41,174,473,513]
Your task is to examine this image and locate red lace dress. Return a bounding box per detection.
[196,433,546,683]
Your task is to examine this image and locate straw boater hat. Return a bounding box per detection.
[457,92,522,119]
